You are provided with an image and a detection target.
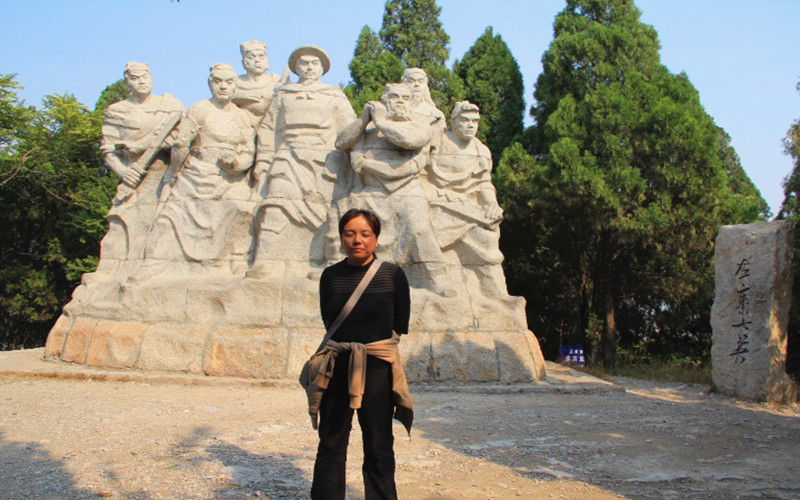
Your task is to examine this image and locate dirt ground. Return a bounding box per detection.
[1,352,799,499]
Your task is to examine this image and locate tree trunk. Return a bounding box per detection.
[579,279,590,354]
[601,277,616,368]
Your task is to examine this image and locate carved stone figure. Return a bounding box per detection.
[94,62,185,278]
[231,40,282,125]
[132,63,256,282]
[401,67,445,134]
[248,45,356,280]
[336,83,453,295]
[426,101,508,299]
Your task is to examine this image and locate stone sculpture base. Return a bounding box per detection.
[711,221,797,404]
[45,267,546,384]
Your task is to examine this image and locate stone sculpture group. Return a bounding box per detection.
[45,42,546,383]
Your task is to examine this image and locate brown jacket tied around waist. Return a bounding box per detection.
[305,333,414,434]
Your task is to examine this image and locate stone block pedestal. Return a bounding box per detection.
[46,315,545,384]
[45,278,546,384]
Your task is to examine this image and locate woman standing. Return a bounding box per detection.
[310,208,413,500]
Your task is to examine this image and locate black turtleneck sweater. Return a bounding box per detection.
[319,259,410,344]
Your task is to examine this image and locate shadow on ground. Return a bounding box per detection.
[169,425,313,499]
[411,379,800,499]
[0,430,97,499]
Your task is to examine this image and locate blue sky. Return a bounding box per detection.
[3,0,799,216]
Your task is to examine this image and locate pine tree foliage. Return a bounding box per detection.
[344,26,405,114]
[779,83,800,221]
[94,79,130,112]
[378,0,464,113]
[379,0,449,68]
[499,0,766,365]
[0,74,116,349]
[454,27,525,162]
[716,127,771,221]
[777,80,800,379]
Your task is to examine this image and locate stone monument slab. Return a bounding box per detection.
[711,221,797,403]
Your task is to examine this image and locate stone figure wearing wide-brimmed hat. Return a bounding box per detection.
[248,45,356,281]
[231,40,284,124]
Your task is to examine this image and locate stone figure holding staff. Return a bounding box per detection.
[94,62,184,278]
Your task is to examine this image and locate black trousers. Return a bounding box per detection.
[311,353,397,500]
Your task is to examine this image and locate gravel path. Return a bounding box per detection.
[1,350,799,499]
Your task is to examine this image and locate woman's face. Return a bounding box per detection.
[340,216,378,266]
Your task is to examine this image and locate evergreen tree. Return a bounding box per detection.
[504,0,765,366]
[454,27,525,163]
[378,0,464,112]
[379,0,449,68]
[717,127,771,221]
[344,26,405,114]
[0,74,116,349]
[493,143,574,359]
[94,79,130,112]
[777,80,800,379]
[779,83,800,221]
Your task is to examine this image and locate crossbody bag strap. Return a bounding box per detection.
[314,259,382,354]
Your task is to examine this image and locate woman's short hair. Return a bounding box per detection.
[338,209,381,237]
